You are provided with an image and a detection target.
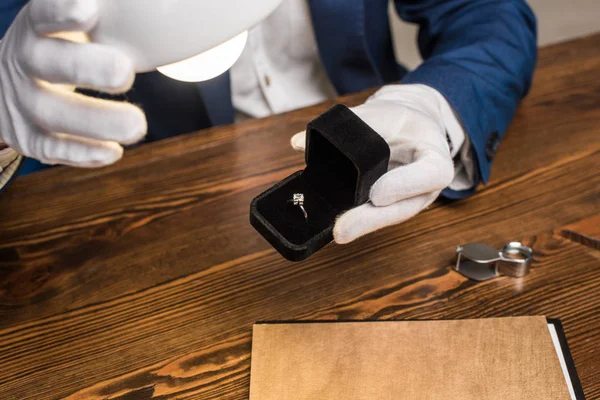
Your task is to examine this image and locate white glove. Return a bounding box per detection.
[0,0,147,168]
[291,84,458,244]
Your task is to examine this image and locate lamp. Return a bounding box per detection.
[157,31,248,83]
[90,0,283,82]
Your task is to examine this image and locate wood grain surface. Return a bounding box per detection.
[1,34,599,400]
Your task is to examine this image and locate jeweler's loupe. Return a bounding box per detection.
[454,242,534,281]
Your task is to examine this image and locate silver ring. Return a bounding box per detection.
[291,193,308,221]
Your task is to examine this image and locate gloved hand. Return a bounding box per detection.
[291,84,457,244]
[0,0,146,167]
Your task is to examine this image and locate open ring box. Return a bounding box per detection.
[250,105,391,261]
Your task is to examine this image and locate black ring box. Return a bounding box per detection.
[250,105,391,261]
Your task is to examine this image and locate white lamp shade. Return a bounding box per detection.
[90,0,283,73]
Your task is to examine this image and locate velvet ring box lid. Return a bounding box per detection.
[250,105,391,262]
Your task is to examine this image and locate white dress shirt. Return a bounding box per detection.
[230,0,475,191]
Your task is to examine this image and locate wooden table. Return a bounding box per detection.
[1,34,599,400]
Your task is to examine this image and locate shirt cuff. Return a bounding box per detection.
[0,143,24,194]
[430,88,476,192]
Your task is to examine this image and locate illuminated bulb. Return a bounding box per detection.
[157,31,248,83]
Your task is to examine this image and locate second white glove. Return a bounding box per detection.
[0,0,147,168]
[291,84,458,244]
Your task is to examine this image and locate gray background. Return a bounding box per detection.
[390,0,600,69]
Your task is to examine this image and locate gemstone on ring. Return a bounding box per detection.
[292,193,304,206]
[291,193,308,221]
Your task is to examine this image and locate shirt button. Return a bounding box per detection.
[264,75,271,87]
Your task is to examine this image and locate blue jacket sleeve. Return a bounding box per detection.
[1,0,28,38]
[395,0,537,198]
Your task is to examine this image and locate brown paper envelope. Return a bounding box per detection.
[249,317,571,400]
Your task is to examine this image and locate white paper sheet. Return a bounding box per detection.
[548,323,577,400]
